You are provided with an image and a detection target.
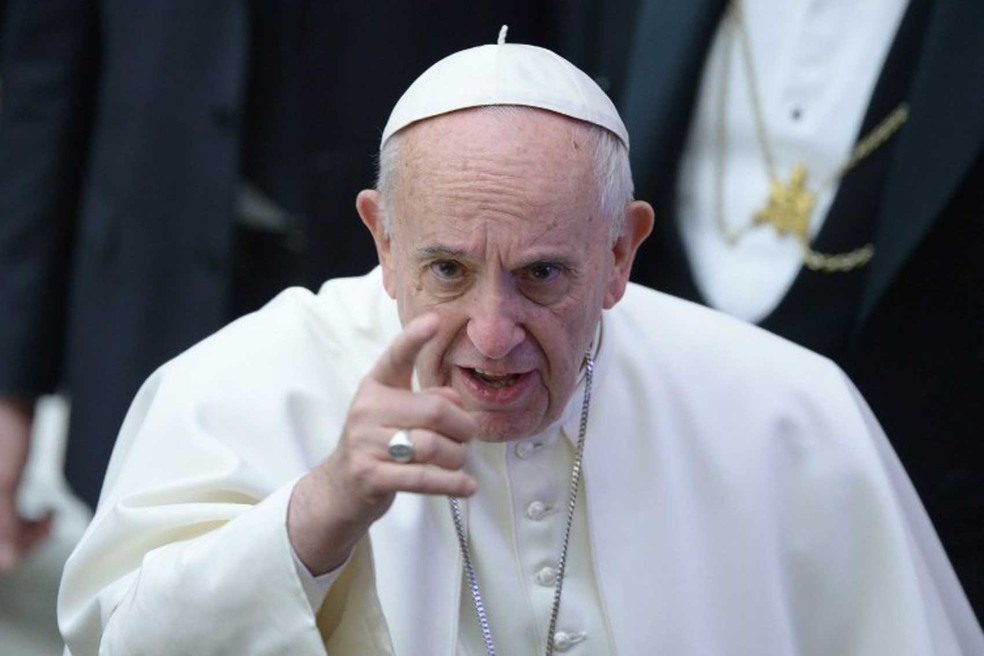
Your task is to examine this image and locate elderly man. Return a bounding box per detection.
[58,36,982,655]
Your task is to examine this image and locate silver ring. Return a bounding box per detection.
[387,429,415,464]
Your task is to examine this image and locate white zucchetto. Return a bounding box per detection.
[380,27,628,150]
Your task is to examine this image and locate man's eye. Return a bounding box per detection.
[431,261,463,279]
[527,263,561,282]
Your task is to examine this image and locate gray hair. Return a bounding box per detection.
[375,106,634,243]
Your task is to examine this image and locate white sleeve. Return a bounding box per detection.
[291,531,348,613]
[61,481,331,656]
[58,278,401,655]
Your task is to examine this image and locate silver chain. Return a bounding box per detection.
[448,348,595,656]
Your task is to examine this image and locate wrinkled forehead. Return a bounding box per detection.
[394,107,600,198]
[384,109,603,236]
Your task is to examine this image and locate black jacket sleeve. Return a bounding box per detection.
[0,0,99,396]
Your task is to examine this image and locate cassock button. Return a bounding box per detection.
[552,631,586,651]
[514,440,539,459]
[535,566,558,586]
[526,501,548,520]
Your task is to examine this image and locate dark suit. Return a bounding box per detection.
[0,1,561,507]
[619,0,983,618]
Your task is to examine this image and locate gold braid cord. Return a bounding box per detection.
[718,0,909,272]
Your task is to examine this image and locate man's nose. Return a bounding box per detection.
[466,289,526,360]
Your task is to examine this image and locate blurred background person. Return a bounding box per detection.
[618,0,983,619]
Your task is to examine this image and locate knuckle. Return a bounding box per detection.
[347,392,377,421]
[347,451,379,483]
[446,443,468,469]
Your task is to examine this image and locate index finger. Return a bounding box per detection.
[370,313,441,389]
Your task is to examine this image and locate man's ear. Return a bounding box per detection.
[356,189,397,298]
[604,200,655,309]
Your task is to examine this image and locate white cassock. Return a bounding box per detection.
[58,268,983,655]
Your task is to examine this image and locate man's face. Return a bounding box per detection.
[360,109,649,441]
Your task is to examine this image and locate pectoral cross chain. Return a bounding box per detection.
[753,163,815,243]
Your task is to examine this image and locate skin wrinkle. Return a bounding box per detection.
[413,157,572,229]
[397,116,589,250]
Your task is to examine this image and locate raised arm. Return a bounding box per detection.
[289,313,477,575]
[59,290,475,654]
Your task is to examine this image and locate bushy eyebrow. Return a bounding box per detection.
[414,242,585,273]
[415,245,469,261]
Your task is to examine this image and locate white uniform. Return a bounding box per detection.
[59,269,983,655]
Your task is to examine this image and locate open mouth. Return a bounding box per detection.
[467,367,521,389]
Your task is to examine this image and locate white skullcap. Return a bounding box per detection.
[380,27,628,150]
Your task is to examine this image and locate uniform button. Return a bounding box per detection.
[553,631,586,651]
[526,501,548,520]
[535,566,558,586]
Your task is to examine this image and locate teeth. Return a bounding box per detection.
[471,368,519,388]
